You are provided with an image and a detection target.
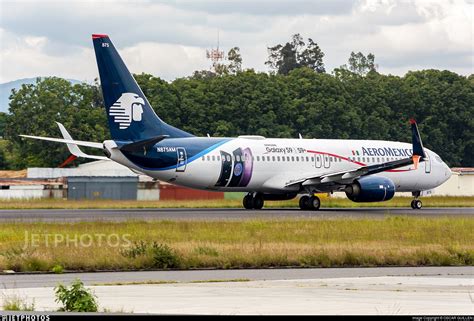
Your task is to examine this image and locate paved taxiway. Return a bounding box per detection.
[0,207,472,222]
[0,266,472,289]
[1,268,472,314]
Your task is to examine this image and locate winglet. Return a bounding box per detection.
[410,119,426,159]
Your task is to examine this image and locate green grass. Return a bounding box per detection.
[0,196,472,209]
[1,294,35,311]
[93,279,251,286]
[0,217,472,272]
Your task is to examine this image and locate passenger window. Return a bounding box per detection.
[296,156,299,161]
[212,155,215,161]
[277,156,280,161]
[202,156,205,161]
[217,156,220,161]
[257,156,260,161]
[311,157,315,162]
[206,156,210,161]
[272,156,275,161]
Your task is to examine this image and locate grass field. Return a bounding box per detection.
[0,217,472,272]
[0,196,472,209]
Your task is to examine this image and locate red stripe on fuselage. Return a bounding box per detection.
[306,150,411,172]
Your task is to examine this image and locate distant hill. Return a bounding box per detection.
[0,77,82,114]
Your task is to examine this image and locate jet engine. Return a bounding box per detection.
[345,176,395,202]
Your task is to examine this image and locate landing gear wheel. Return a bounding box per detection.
[252,194,264,210]
[299,195,310,210]
[412,199,422,210]
[309,195,321,210]
[243,194,253,209]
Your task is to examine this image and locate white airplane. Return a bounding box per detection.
[21,34,452,210]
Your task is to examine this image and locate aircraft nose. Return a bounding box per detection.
[444,164,452,180]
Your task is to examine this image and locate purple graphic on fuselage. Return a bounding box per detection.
[239,147,253,187]
[215,147,253,187]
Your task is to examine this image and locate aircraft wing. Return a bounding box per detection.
[285,157,413,187]
[285,119,426,188]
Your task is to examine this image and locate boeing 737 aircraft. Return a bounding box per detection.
[21,34,452,210]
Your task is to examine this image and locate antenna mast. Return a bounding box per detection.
[206,31,225,71]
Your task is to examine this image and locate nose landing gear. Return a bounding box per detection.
[411,191,422,209]
[411,199,422,209]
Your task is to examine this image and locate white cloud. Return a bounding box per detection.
[0,0,472,83]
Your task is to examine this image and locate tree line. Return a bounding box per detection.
[0,34,472,169]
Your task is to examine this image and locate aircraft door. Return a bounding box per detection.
[424,151,431,173]
[315,154,322,168]
[323,154,330,168]
[176,147,187,172]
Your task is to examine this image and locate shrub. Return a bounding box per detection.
[151,243,180,269]
[52,264,64,274]
[54,279,98,312]
[119,240,148,259]
[120,240,181,269]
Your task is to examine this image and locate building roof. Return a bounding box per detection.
[451,168,474,174]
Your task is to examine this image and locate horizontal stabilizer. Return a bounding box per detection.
[20,135,104,149]
[120,135,168,152]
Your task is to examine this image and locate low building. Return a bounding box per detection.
[0,160,223,200]
[0,178,65,200]
[432,168,474,196]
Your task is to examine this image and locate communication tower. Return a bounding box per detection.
[206,31,225,70]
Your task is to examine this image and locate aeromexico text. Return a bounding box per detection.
[264,146,413,157]
[361,147,413,157]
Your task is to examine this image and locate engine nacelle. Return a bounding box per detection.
[345,176,395,202]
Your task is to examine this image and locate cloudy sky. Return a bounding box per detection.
[0,0,472,83]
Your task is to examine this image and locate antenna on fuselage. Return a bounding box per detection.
[298,133,303,139]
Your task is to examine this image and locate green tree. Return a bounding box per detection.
[265,34,325,75]
[340,51,377,76]
[227,47,242,74]
[4,77,108,169]
[0,112,6,138]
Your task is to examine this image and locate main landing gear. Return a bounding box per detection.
[243,193,264,210]
[411,191,422,210]
[299,195,321,210]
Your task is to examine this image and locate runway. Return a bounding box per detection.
[0,207,472,222]
[0,266,471,289]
